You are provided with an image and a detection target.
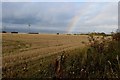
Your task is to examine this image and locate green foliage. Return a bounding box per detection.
[47,33,120,78]
[2,33,120,78]
[2,40,31,56]
[89,32,107,36]
[82,34,120,78]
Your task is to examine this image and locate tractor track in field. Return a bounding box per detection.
[3,42,85,66]
[2,42,86,78]
[2,34,88,78]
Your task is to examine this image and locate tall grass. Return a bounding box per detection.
[2,33,120,78]
[49,33,120,78]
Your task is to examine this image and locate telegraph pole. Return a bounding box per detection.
[3,26,6,31]
[28,24,31,33]
[2,26,7,33]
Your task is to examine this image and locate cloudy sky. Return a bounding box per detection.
[2,1,118,33]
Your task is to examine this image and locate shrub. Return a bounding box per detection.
[51,33,120,78]
[32,32,120,78]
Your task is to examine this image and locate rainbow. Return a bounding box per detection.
[67,14,81,33]
[66,3,92,33]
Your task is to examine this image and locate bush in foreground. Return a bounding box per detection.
[27,33,120,78]
[49,33,120,78]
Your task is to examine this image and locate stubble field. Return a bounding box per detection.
[2,33,88,78]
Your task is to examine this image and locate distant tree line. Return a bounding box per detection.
[66,32,110,36]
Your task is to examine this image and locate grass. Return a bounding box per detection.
[2,34,88,55]
[3,40,31,56]
[33,33,120,78]
[49,33,120,78]
[2,33,88,78]
[2,33,120,78]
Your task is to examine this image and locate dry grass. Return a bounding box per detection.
[2,33,119,78]
[54,33,120,78]
[2,33,88,78]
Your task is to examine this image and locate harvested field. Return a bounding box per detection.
[2,33,88,78]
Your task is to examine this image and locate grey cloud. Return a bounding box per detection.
[2,16,41,24]
[2,2,118,33]
[2,2,74,24]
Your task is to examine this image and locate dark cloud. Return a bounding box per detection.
[2,2,118,33]
[2,16,41,24]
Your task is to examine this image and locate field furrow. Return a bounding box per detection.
[2,33,88,78]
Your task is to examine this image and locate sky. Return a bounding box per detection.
[1,1,119,34]
[2,0,120,2]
